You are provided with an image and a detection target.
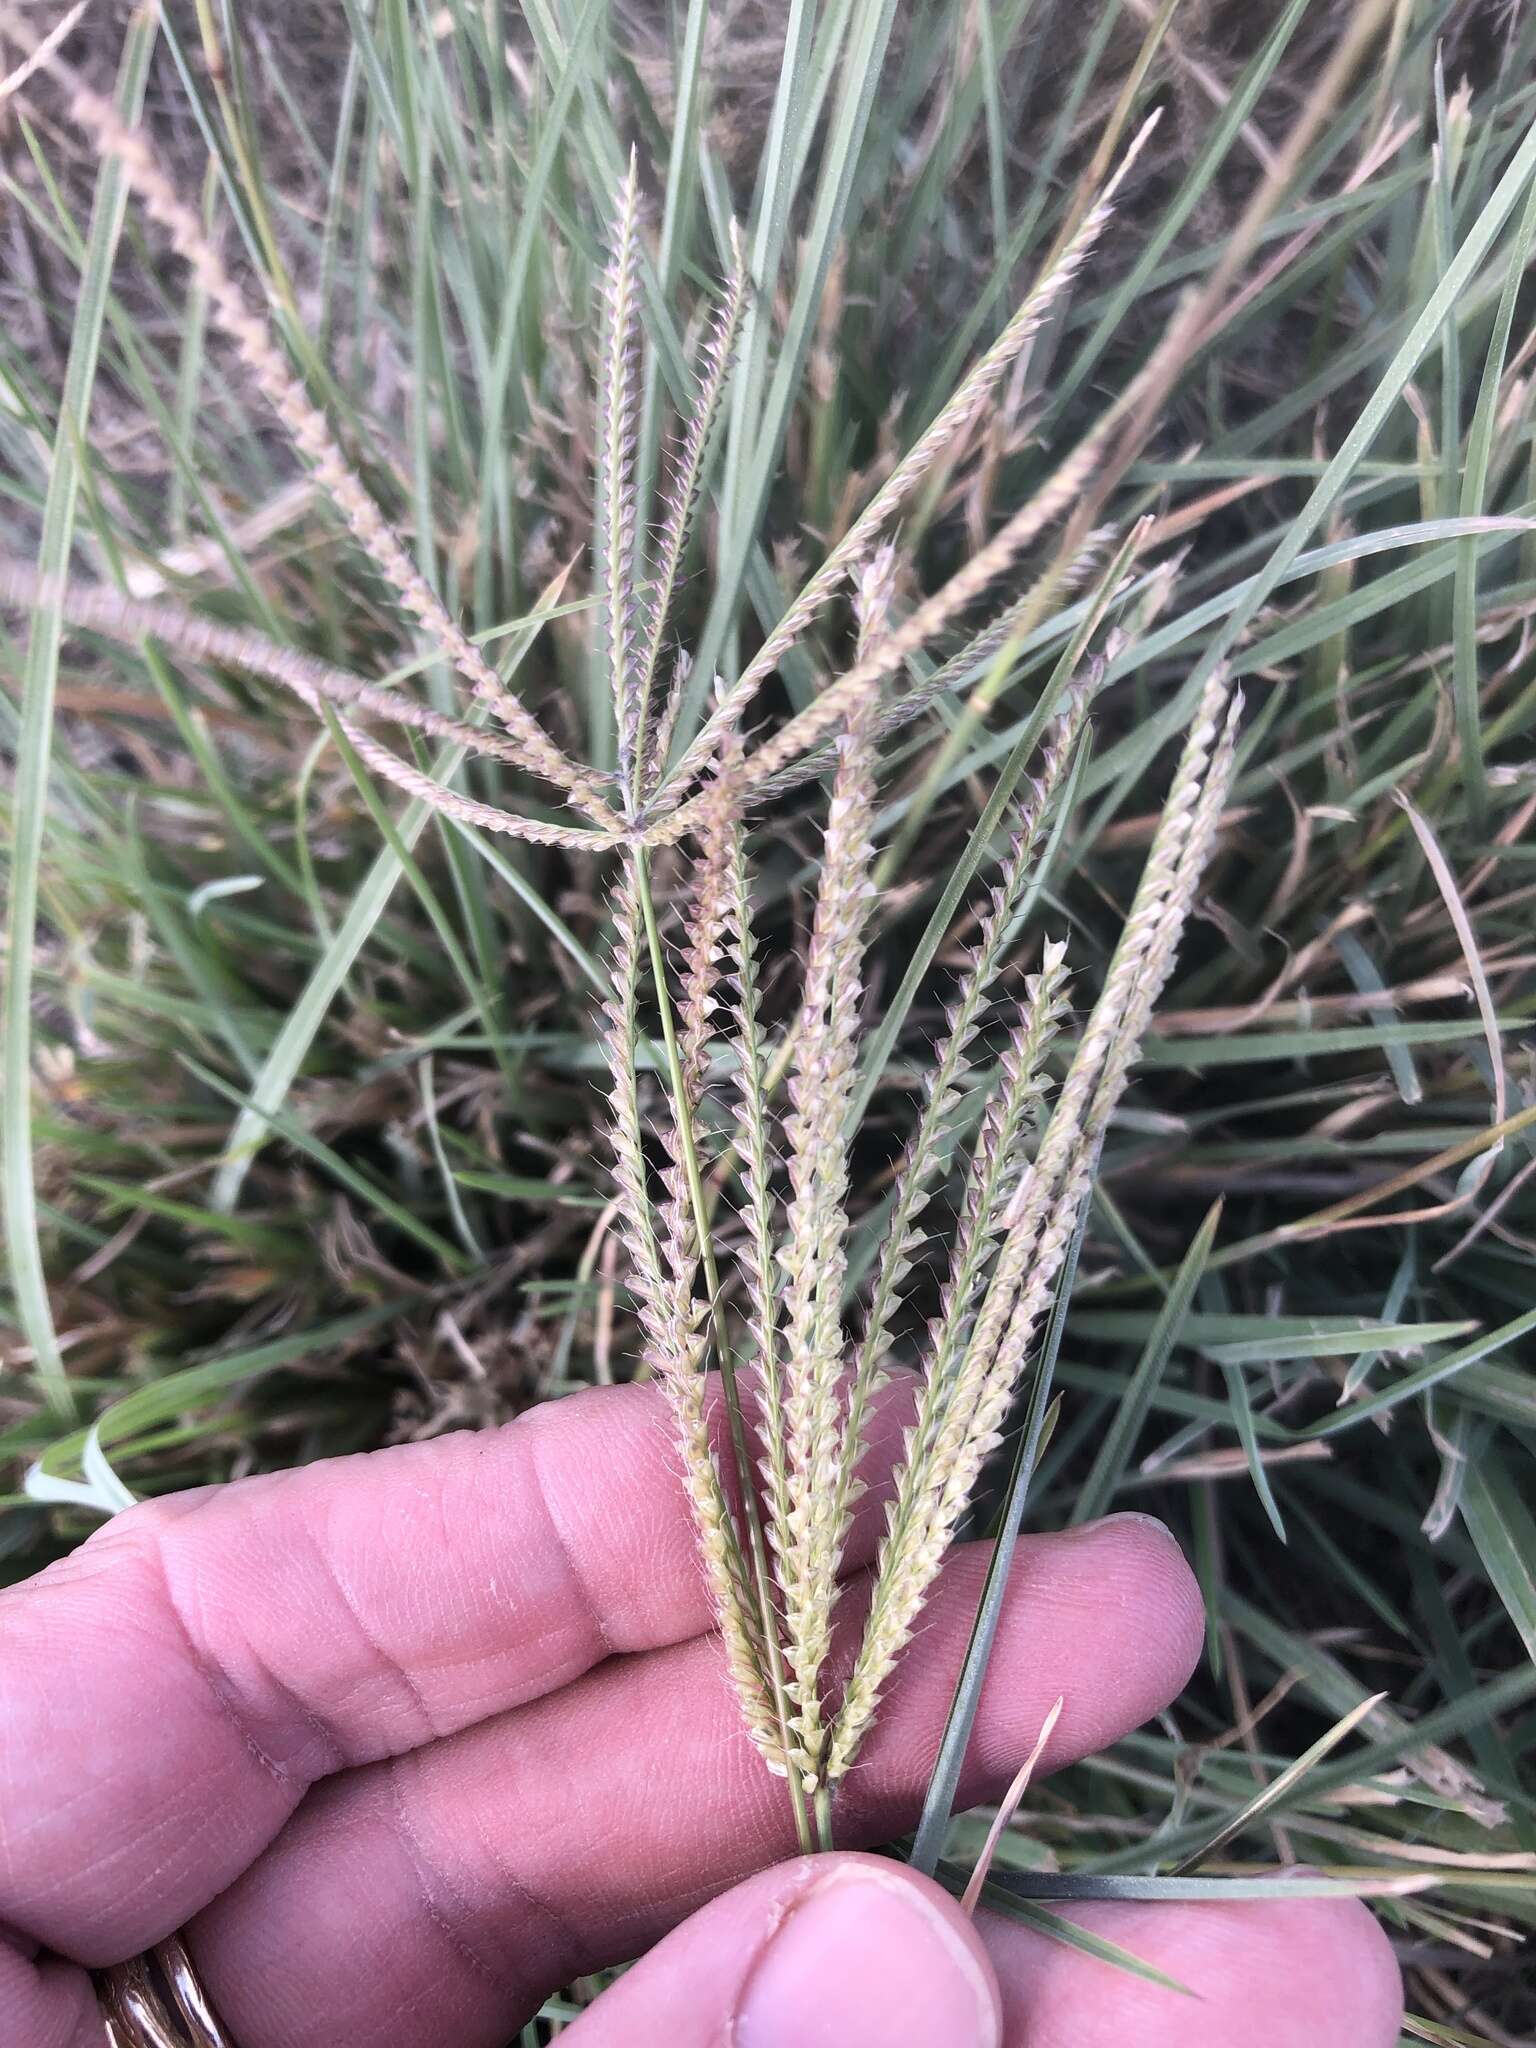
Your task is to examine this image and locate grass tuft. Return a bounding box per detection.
[4,2,1536,2036]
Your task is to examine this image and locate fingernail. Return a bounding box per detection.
[735,1863,1000,2047]
[1077,1510,1182,1547]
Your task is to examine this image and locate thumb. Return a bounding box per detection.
[560,1851,1002,2047]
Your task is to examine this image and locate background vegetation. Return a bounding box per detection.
[2,0,1535,2039]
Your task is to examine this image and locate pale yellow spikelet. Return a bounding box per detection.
[337,724,623,850]
[0,563,544,773]
[825,944,1071,1785]
[826,702,1088,1588]
[773,683,880,1789]
[633,243,748,799]
[596,155,648,793]
[669,1369,787,1774]
[647,426,1113,845]
[928,712,1240,1545]
[749,529,1112,809]
[658,121,1156,806]
[922,682,1242,1510]
[677,762,738,1107]
[602,860,782,1774]
[717,741,794,1610]
[0,560,621,851]
[852,541,900,652]
[603,865,671,1331]
[827,676,1239,1786]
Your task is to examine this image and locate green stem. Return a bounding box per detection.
[815,1785,835,1853]
[633,849,814,1854]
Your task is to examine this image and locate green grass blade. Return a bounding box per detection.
[1459,1447,1536,1668]
[1172,1693,1389,1875]
[1454,169,1536,827]
[1072,1199,1223,1525]
[1,16,157,1421]
[209,589,566,1212]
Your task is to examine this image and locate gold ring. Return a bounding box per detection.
[96,1935,235,2048]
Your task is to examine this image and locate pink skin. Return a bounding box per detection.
[0,1382,1403,2048]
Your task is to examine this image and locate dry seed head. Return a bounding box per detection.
[853,541,900,652]
[953,686,1241,1442]
[0,562,622,851]
[720,784,793,1577]
[871,530,1114,754]
[34,50,611,823]
[748,532,1111,811]
[829,678,1236,1787]
[660,125,1154,805]
[334,723,617,849]
[826,946,1071,1785]
[596,156,648,792]
[668,1366,786,1774]
[953,727,1239,1527]
[773,684,880,1787]
[649,425,1113,843]
[603,865,669,1322]
[644,651,694,794]
[676,769,737,1106]
[634,245,749,797]
[831,702,1089,1542]
[0,564,545,773]
[603,858,781,1771]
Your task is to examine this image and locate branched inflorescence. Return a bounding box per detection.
[0,17,1153,860]
[0,16,1229,1840]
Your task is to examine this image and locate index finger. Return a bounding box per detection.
[0,1380,910,1963]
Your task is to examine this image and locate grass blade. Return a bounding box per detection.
[1072,1198,1222,1524]
[210,576,569,1211]
[1,13,156,1420]
[1459,1448,1536,1668]
[1171,1694,1389,1875]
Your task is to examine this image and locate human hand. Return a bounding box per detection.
[1,1382,1402,2047]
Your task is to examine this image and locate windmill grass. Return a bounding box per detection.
[0,34,1225,1843]
[4,0,1536,2037]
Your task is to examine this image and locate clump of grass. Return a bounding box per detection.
[6,1,1536,2037]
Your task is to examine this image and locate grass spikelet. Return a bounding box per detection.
[635,239,748,796]
[650,427,1113,840]
[743,529,1111,808]
[872,528,1121,752]
[852,541,900,652]
[677,755,737,1112]
[331,723,621,851]
[718,747,790,1582]
[0,561,623,851]
[644,650,694,798]
[596,154,648,796]
[773,682,881,1792]
[601,862,671,1367]
[602,857,782,1773]
[825,677,1239,1785]
[658,118,1158,805]
[826,943,1072,1785]
[0,562,561,776]
[829,694,1090,1564]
